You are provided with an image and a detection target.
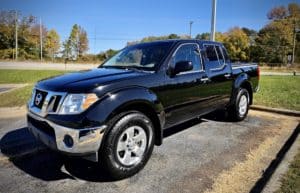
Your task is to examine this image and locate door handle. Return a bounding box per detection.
[224,73,231,78]
[200,77,209,82]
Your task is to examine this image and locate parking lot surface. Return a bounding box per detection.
[0,110,299,193]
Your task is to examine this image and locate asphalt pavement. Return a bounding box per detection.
[0,109,299,193]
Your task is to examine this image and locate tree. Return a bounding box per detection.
[267,6,288,20]
[223,27,250,62]
[215,32,226,42]
[288,3,300,63]
[0,11,40,59]
[256,20,293,63]
[44,29,60,61]
[241,27,257,37]
[78,26,89,57]
[168,33,180,39]
[105,49,118,59]
[195,33,210,40]
[254,3,299,64]
[63,24,89,60]
[288,3,300,18]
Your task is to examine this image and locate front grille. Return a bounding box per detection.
[33,90,47,109]
[47,95,62,113]
[28,115,56,138]
[30,88,66,116]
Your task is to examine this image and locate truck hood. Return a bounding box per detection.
[36,68,147,92]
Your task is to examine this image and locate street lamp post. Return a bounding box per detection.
[210,0,217,41]
[189,21,194,39]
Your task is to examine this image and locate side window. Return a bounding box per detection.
[222,47,229,61]
[204,45,225,70]
[215,46,224,64]
[173,44,201,72]
[205,45,218,61]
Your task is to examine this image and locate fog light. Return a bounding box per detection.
[63,135,74,148]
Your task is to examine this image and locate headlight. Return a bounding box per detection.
[59,93,98,114]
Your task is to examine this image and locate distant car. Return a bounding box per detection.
[27,40,259,179]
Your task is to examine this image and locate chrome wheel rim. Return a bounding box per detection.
[116,126,147,166]
[239,95,248,115]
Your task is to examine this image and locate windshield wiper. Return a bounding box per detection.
[102,65,144,71]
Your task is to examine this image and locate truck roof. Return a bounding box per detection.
[134,39,224,47]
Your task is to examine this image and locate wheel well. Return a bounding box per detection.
[240,81,253,105]
[110,102,163,146]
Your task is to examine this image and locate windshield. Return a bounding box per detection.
[101,42,172,71]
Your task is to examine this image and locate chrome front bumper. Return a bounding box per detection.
[27,111,107,161]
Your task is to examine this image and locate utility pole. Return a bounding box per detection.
[40,18,43,61]
[15,11,18,60]
[189,21,194,39]
[292,18,299,64]
[94,27,97,55]
[210,0,217,41]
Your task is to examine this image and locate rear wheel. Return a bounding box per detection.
[100,111,155,179]
[228,88,250,121]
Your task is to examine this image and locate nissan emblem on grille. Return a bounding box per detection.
[35,93,43,106]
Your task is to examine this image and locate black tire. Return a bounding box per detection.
[99,110,155,179]
[228,88,250,121]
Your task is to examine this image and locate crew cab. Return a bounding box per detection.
[27,40,259,179]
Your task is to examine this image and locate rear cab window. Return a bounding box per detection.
[203,44,226,71]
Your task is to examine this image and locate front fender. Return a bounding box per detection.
[86,86,164,128]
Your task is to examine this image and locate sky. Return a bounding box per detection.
[1,0,298,53]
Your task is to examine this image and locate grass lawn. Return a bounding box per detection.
[0,69,66,84]
[0,85,33,107]
[254,76,300,111]
[0,70,67,107]
[0,70,299,111]
[276,148,300,193]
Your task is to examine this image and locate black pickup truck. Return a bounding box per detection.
[27,40,259,179]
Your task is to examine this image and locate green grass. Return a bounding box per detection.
[0,69,66,84]
[0,85,33,107]
[0,70,67,107]
[276,148,300,193]
[0,70,299,110]
[254,76,300,111]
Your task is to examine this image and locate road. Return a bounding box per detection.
[0,61,97,71]
[0,109,299,193]
[0,61,299,76]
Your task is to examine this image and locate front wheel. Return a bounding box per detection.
[100,111,155,179]
[228,88,250,121]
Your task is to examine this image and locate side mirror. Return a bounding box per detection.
[171,61,193,76]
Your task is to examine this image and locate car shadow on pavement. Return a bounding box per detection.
[0,127,116,182]
[0,111,228,182]
[202,109,231,122]
[0,127,43,157]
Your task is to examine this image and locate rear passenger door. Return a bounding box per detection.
[202,44,233,108]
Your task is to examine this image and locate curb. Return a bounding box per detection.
[250,123,300,193]
[262,128,300,193]
[250,105,300,117]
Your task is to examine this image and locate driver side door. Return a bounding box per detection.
[160,43,211,128]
